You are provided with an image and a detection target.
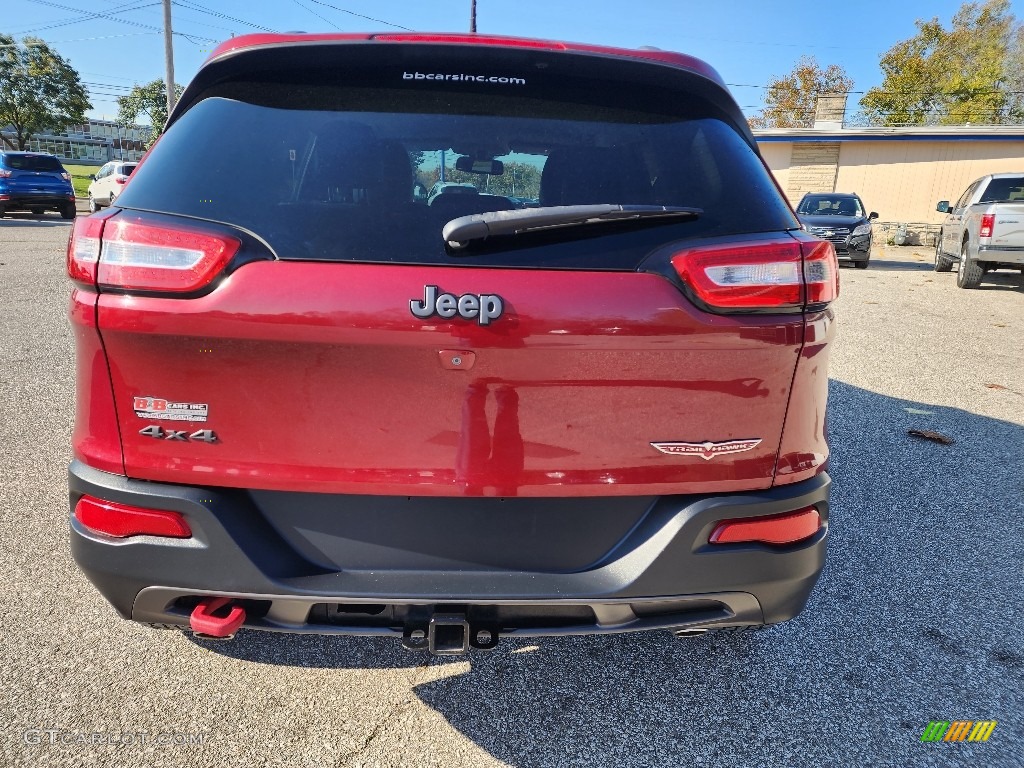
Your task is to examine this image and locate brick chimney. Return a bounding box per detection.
[813,93,848,130]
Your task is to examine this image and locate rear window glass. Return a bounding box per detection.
[979,177,1024,203]
[120,164,138,176]
[117,80,795,269]
[2,154,63,172]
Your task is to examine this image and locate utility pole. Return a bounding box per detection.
[162,0,176,117]
[470,0,476,33]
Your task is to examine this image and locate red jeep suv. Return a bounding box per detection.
[67,33,836,654]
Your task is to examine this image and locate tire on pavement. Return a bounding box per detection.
[934,231,954,272]
[956,239,983,289]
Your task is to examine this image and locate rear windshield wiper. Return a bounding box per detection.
[442,204,702,251]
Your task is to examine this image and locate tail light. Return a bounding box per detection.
[709,506,821,546]
[0,169,11,178]
[67,213,241,293]
[980,213,995,238]
[98,216,240,292]
[115,175,129,184]
[670,238,838,311]
[67,214,108,285]
[74,495,192,538]
[802,239,839,304]
[61,171,71,182]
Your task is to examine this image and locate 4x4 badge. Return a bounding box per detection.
[410,285,504,326]
[651,439,762,460]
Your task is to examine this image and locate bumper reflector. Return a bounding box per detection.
[74,495,192,538]
[709,506,821,546]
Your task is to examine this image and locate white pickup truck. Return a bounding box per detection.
[935,173,1024,288]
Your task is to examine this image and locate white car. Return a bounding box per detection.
[87,161,138,212]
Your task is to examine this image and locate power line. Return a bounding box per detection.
[21,0,219,42]
[0,31,163,47]
[12,0,158,35]
[291,0,343,31]
[171,0,278,33]
[303,0,412,31]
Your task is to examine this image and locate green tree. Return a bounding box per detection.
[116,79,184,147]
[860,0,1018,126]
[483,162,542,198]
[748,56,854,129]
[0,35,91,150]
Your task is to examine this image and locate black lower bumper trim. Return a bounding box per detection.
[69,460,830,637]
[132,586,765,648]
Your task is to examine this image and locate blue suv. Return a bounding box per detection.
[0,152,76,219]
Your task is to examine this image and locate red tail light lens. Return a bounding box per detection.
[0,169,11,178]
[980,214,995,238]
[709,506,821,546]
[801,239,839,304]
[67,215,107,285]
[670,238,838,311]
[74,495,192,538]
[115,175,128,184]
[61,171,71,182]
[671,241,804,309]
[97,216,240,292]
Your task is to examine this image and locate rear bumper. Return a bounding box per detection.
[69,460,830,642]
[977,246,1024,265]
[834,235,870,259]
[0,192,74,209]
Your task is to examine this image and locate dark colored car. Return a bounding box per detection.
[67,33,837,654]
[796,192,876,269]
[0,152,76,219]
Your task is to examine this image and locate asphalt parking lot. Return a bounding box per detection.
[1,214,1021,768]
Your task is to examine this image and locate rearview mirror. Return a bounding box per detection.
[868,211,878,220]
[936,201,950,213]
[455,156,504,175]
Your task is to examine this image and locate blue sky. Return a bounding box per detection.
[5,0,1020,122]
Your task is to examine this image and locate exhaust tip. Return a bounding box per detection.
[672,628,709,638]
[192,631,237,641]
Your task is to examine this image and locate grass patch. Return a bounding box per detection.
[63,163,99,197]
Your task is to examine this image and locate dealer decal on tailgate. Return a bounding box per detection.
[132,396,209,422]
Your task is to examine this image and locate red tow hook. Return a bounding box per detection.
[189,597,246,639]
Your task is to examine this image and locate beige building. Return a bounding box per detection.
[755,126,1024,230]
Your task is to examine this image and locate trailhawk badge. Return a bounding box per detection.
[651,439,762,460]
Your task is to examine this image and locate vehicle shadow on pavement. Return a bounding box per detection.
[975,270,1024,291]
[191,381,1023,766]
[857,259,934,272]
[407,380,1024,766]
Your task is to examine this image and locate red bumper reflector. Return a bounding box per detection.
[709,506,821,546]
[190,597,247,637]
[74,495,192,538]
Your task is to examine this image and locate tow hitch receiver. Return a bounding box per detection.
[189,597,246,639]
[402,612,499,654]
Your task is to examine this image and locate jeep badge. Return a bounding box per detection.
[410,285,504,326]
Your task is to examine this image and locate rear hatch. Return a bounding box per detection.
[79,38,819,498]
[2,153,69,193]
